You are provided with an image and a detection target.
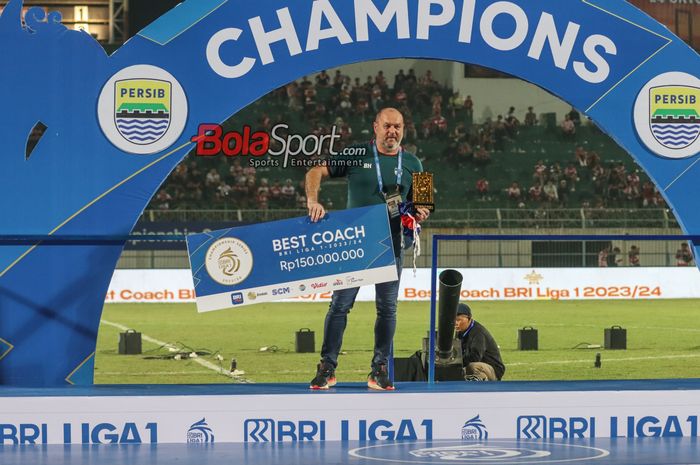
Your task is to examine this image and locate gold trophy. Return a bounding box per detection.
[412,172,435,212]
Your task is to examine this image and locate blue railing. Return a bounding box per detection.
[427,234,700,384]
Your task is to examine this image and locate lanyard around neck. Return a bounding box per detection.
[373,143,403,194]
[460,320,475,339]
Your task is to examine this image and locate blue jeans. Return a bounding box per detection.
[320,254,403,370]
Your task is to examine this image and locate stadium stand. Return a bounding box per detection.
[148,69,664,214]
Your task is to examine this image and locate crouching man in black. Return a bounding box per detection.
[455,303,505,381]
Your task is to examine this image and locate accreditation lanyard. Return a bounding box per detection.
[373,143,403,195]
[459,320,475,340]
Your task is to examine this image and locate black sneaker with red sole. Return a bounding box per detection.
[310,362,337,390]
[367,364,395,391]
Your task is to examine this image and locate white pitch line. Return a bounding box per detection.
[101,319,234,379]
[508,353,700,367]
[98,371,215,376]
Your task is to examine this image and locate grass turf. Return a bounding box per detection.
[95,299,700,384]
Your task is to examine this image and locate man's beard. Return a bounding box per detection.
[381,137,401,152]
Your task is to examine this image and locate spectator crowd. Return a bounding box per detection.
[149,67,661,213]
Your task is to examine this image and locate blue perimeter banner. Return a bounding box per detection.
[125,220,244,250]
[186,205,397,311]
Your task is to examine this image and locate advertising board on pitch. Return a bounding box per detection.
[105,267,700,303]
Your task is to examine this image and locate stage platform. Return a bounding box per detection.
[3,378,700,396]
[0,438,698,465]
[1,380,699,446]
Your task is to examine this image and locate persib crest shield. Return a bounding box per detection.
[649,85,700,150]
[114,79,172,145]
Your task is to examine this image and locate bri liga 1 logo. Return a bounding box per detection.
[461,415,489,440]
[186,418,215,443]
[634,72,700,159]
[98,65,188,155]
[205,237,254,286]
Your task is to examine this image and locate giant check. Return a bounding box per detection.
[186,204,398,311]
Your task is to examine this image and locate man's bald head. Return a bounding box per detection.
[373,108,404,154]
[375,108,403,123]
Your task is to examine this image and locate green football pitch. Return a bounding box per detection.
[95,299,700,384]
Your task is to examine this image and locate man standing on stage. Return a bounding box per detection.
[305,108,430,391]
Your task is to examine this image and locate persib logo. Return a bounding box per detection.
[649,86,700,150]
[114,79,171,146]
[634,72,700,159]
[98,65,188,155]
[186,418,215,443]
[461,415,488,440]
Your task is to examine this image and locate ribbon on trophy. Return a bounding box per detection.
[400,201,421,276]
[401,172,434,276]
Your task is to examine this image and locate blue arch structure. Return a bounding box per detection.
[0,0,698,386]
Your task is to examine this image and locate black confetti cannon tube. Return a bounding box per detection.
[437,269,463,360]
